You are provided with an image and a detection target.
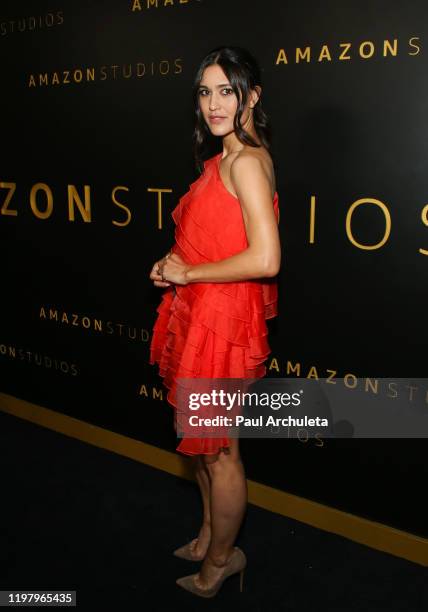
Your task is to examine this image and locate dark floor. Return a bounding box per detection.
[0,409,427,611]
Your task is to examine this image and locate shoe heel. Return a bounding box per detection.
[239,568,245,593]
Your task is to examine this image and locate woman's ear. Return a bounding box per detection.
[250,85,261,108]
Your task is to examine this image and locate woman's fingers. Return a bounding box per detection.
[154,280,172,287]
[151,269,170,286]
[150,266,171,287]
[150,269,162,281]
[150,261,164,280]
[149,255,174,287]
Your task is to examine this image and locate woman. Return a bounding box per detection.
[149,46,281,598]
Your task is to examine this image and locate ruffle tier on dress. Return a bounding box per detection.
[149,152,279,456]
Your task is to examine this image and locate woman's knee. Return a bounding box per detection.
[201,441,241,472]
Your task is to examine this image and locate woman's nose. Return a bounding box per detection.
[208,94,220,111]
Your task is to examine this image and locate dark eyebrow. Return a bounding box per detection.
[199,83,231,89]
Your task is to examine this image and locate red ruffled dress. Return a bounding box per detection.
[149,151,279,456]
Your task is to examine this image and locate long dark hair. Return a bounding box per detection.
[192,46,272,174]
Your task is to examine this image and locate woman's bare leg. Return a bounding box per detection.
[196,438,248,587]
[190,455,212,557]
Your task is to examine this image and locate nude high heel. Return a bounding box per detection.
[175,546,246,598]
[173,538,205,561]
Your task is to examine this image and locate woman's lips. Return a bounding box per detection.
[209,116,226,123]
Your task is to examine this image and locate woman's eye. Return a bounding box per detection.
[198,88,233,96]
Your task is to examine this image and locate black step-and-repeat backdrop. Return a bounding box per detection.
[1,1,427,537]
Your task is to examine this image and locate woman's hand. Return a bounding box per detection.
[150,252,173,288]
[159,252,191,286]
[149,251,191,287]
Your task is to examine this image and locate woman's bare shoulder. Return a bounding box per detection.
[230,147,276,198]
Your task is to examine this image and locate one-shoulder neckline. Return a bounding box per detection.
[214,152,278,202]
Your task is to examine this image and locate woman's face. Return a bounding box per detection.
[198,64,258,137]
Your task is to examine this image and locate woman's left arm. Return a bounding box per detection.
[164,154,281,285]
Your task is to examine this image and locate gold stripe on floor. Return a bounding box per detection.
[0,391,427,567]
